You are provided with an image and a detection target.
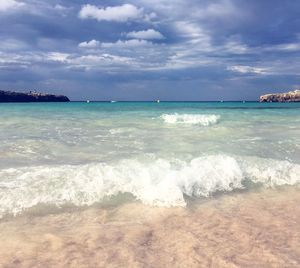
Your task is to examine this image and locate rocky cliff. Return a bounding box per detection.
[0,90,70,102]
[260,90,300,102]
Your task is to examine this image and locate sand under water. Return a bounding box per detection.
[1,186,300,268]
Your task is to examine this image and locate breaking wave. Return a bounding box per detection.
[161,113,220,126]
[0,155,299,218]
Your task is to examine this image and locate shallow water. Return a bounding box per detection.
[1,187,300,267]
[0,102,300,218]
[1,101,300,267]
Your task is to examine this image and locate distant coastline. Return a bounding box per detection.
[260,90,300,102]
[0,90,70,102]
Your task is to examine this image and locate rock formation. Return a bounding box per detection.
[0,90,70,102]
[260,90,300,102]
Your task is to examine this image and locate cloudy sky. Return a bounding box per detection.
[0,0,300,100]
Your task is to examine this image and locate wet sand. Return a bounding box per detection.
[1,187,300,268]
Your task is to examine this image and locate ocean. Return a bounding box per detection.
[0,101,299,218]
[1,101,300,267]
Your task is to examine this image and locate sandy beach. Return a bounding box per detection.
[1,186,300,268]
[1,0,300,266]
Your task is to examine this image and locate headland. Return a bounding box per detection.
[260,90,300,102]
[0,90,70,102]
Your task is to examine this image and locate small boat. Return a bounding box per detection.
[86,100,90,103]
[111,100,116,103]
[157,99,160,103]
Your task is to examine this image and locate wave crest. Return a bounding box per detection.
[0,155,299,217]
[161,113,220,125]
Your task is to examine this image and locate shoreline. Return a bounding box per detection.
[1,186,300,267]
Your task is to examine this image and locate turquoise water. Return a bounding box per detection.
[0,102,300,216]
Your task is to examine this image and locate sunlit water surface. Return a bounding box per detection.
[0,101,299,218]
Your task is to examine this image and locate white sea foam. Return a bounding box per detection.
[0,155,300,218]
[109,128,134,135]
[161,113,220,125]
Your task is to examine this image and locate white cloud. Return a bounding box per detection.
[224,41,249,54]
[78,40,100,48]
[174,21,213,53]
[126,29,164,40]
[67,54,135,71]
[194,0,238,18]
[78,4,144,22]
[144,12,157,22]
[101,39,153,48]
[0,0,25,12]
[78,39,153,49]
[175,21,209,40]
[53,4,72,15]
[227,65,268,74]
[54,4,69,11]
[47,52,69,62]
[0,38,28,51]
[264,43,300,52]
[0,52,30,69]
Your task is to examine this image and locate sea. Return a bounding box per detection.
[0,101,300,218]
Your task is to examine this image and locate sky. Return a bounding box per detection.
[0,0,300,101]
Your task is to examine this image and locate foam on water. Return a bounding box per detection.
[109,128,135,135]
[0,155,299,218]
[161,113,220,125]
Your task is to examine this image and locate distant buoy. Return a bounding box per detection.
[157,100,160,103]
[87,100,90,103]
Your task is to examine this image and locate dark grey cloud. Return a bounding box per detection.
[0,0,299,100]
